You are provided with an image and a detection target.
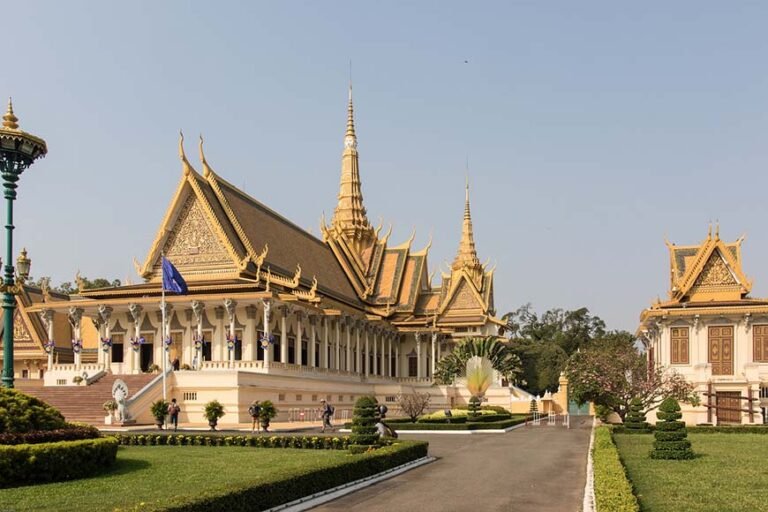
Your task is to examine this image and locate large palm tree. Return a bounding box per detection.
[434,336,523,387]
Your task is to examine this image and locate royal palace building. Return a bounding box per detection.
[4,90,512,424]
[639,227,768,425]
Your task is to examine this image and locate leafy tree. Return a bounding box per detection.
[434,336,522,386]
[564,332,699,420]
[29,276,121,295]
[500,304,606,395]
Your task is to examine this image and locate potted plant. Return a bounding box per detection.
[72,375,84,385]
[203,400,226,431]
[150,399,169,430]
[103,399,117,425]
[146,363,161,374]
[258,400,277,432]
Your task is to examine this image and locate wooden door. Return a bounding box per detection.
[716,391,741,424]
[709,326,734,375]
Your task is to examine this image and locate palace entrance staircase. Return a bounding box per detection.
[15,374,156,426]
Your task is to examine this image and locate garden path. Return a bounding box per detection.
[310,416,593,512]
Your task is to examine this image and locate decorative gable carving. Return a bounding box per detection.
[693,251,737,287]
[444,279,482,312]
[163,195,231,267]
[13,310,32,341]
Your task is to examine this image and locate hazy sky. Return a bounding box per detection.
[3,2,768,332]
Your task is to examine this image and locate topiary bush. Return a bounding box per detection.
[0,388,67,433]
[624,398,650,433]
[468,396,481,419]
[350,396,379,449]
[529,398,538,415]
[650,397,694,460]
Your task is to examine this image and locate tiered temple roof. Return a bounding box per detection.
[79,89,501,333]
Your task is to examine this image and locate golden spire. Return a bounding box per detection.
[3,98,19,130]
[330,83,375,252]
[452,178,482,273]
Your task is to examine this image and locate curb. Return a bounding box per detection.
[265,456,436,512]
[582,417,597,512]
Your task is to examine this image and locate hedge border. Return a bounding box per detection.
[0,437,118,488]
[389,416,529,431]
[113,433,354,450]
[0,425,102,445]
[592,427,639,512]
[161,440,428,511]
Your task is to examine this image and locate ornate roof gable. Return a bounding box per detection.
[667,226,751,303]
[138,134,249,281]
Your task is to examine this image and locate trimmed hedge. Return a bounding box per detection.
[162,440,428,511]
[688,425,768,434]
[350,396,379,446]
[415,416,468,424]
[454,405,510,414]
[592,427,639,512]
[391,416,529,431]
[113,433,354,450]
[0,437,118,487]
[0,425,101,445]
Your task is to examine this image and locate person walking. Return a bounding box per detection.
[248,401,262,434]
[167,398,181,431]
[320,399,334,433]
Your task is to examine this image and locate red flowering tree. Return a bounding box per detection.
[564,332,699,421]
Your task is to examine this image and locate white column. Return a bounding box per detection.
[431,332,437,379]
[345,319,352,373]
[416,332,423,379]
[69,307,84,369]
[40,309,55,370]
[280,307,288,364]
[388,334,393,378]
[129,303,143,375]
[355,325,361,374]
[364,328,370,377]
[100,306,113,369]
[321,317,329,369]
[309,316,317,368]
[395,336,400,378]
[191,300,205,368]
[335,320,341,370]
[244,305,257,361]
[373,331,379,376]
[262,299,272,368]
[295,312,303,366]
[224,299,236,368]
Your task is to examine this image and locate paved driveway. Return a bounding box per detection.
[311,416,593,512]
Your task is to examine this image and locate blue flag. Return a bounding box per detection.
[162,256,188,294]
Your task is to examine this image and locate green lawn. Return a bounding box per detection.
[0,446,352,512]
[614,433,767,512]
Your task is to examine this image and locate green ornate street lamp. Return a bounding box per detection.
[0,99,47,388]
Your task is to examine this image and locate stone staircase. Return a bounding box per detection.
[15,373,158,426]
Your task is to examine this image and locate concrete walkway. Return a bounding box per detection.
[311,416,593,512]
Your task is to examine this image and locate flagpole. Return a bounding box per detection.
[161,252,167,408]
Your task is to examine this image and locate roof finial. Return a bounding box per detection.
[715,219,720,239]
[2,97,19,130]
[199,134,213,177]
[708,221,712,239]
[453,177,482,273]
[345,79,356,148]
[178,130,192,175]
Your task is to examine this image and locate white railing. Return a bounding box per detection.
[124,369,173,423]
[44,363,107,386]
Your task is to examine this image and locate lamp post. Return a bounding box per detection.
[0,99,47,388]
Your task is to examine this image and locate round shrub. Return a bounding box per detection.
[350,396,379,447]
[650,397,694,460]
[0,388,66,433]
